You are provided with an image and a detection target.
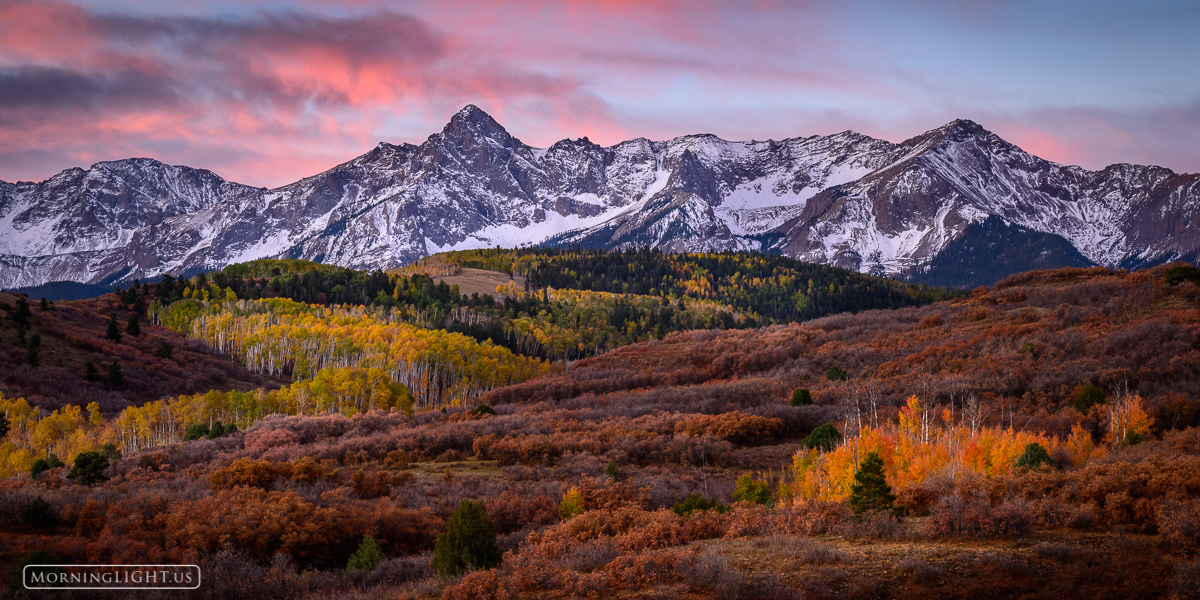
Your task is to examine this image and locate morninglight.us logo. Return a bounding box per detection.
[23,565,201,590]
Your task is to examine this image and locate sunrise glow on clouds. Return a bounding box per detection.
[1,0,1198,187]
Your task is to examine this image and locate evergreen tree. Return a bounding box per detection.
[84,361,100,382]
[433,500,502,576]
[30,454,64,479]
[13,297,31,327]
[672,493,729,516]
[126,313,141,337]
[605,460,620,480]
[8,549,60,595]
[802,423,842,452]
[824,366,848,381]
[346,536,385,572]
[849,451,898,516]
[23,497,56,531]
[208,421,226,439]
[184,423,210,441]
[1014,442,1055,470]
[67,451,110,485]
[15,324,26,347]
[790,387,813,406]
[107,361,124,386]
[0,411,8,440]
[1073,384,1106,413]
[39,297,49,312]
[105,314,122,342]
[26,333,40,366]
[154,341,173,359]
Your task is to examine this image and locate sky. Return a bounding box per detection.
[1,0,1198,188]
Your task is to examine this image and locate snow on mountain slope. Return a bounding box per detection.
[1,106,1198,289]
[773,119,1200,275]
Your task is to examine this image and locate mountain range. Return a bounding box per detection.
[2,105,1197,290]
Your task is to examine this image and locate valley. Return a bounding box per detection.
[1,251,1199,598]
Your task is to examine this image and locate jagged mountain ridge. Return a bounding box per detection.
[1,106,1197,288]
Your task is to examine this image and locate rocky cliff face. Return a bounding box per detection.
[2,106,1197,288]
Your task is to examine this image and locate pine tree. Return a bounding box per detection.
[67,451,110,485]
[126,313,141,337]
[802,423,842,452]
[791,387,813,406]
[849,451,898,516]
[346,536,384,572]
[0,411,9,441]
[824,366,848,381]
[1014,442,1055,470]
[154,341,173,359]
[105,314,122,343]
[13,297,31,327]
[26,333,40,366]
[84,361,100,382]
[432,500,502,576]
[107,361,124,386]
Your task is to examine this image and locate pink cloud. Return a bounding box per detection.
[0,0,1197,190]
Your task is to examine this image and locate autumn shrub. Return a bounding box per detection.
[897,556,940,582]
[677,411,782,445]
[779,500,850,535]
[288,456,332,483]
[572,476,650,511]
[1034,542,1074,561]
[384,449,412,469]
[73,499,107,539]
[605,546,695,588]
[1171,558,1200,600]
[723,502,772,538]
[209,458,291,490]
[612,514,687,552]
[161,487,393,568]
[895,484,940,517]
[1158,499,1200,550]
[927,494,1032,538]
[839,510,905,540]
[485,490,557,534]
[681,508,727,540]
